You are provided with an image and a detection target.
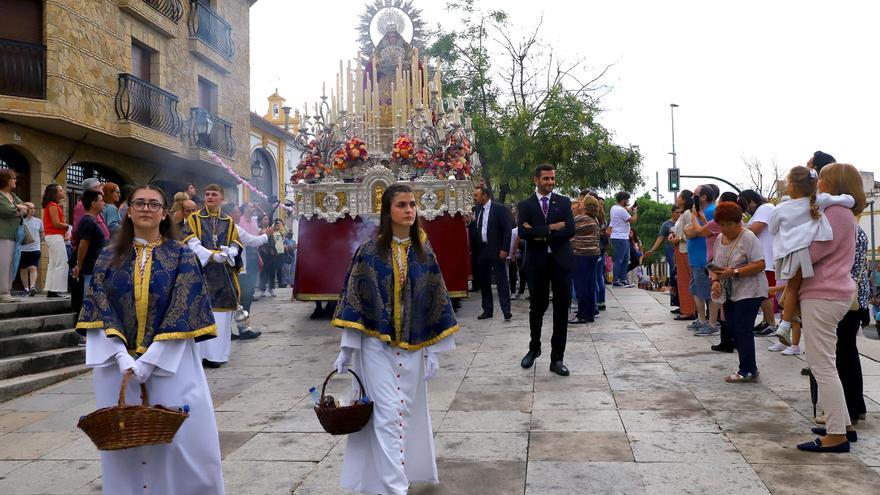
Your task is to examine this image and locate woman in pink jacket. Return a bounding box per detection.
[797,163,865,453]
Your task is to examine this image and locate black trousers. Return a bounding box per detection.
[836,309,867,421]
[475,253,511,316]
[526,258,571,362]
[508,259,526,295]
[259,254,281,291]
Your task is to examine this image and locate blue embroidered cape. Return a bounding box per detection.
[181,207,243,311]
[76,239,217,355]
[331,236,459,350]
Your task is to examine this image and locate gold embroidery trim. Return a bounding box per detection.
[331,318,459,351]
[153,323,217,342]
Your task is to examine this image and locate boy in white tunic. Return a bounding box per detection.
[331,184,459,495]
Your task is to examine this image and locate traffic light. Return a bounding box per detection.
[668,168,680,192]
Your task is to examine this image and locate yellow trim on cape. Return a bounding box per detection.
[390,237,411,343]
[105,328,127,344]
[133,241,158,352]
[295,293,341,301]
[212,307,236,312]
[153,323,217,342]
[76,321,104,330]
[331,318,460,351]
[447,291,469,298]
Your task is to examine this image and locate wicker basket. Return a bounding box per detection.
[314,369,373,435]
[78,370,189,450]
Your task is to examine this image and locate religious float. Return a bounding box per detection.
[288,1,477,302]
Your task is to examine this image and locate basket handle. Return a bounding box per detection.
[320,369,368,404]
[118,369,150,407]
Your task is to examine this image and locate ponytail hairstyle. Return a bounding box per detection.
[787,166,819,220]
[110,185,177,267]
[377,184,425,262]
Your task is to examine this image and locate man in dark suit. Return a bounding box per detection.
[517,164,576,376]
[471,185,513,320]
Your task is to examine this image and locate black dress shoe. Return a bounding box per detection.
[231,332,240,340]
[503,313,512,321]
[477,313,493,320]
[238,329,262,340]
[549,361,570,376]
[521,350,541,369]
[202,359,222,368]
[674,314,696,321]
[671,308,681,314]
[796,437,850,453]
[811,427,858,442]
[711,343,735,353]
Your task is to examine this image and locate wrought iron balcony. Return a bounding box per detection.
[144,0,183,22]
[115,73,183,136]
[187,108,236,157]
[0,39,46,99]
[187,1,234,58]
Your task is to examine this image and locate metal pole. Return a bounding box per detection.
[655,171,660,202]
[670,103,678,169]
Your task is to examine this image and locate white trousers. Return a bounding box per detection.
[44,234,68,292]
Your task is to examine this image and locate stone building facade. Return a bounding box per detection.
[0,0,259,208]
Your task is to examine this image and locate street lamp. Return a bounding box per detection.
[669,103,679,169]
[282,106,292,132]
[250,154,264,178]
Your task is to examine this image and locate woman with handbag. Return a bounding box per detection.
[331,184,458,495]
[19,202,43,296]
[0,169,28,302]
[76,185,223,494]
[708,201,768,383]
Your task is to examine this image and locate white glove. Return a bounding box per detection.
[115,351,136,376]
[132,361,155,384]
[220,246,236,267]
[334,347,354,374]
[425,352,439,381]
[212,252,228,263]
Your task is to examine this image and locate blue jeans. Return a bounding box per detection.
[610,238,630,284]
[574,255,599,319]
[596,255,606,304]
[723,297,763,376]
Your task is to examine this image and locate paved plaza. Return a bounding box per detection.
[1,287,879,494]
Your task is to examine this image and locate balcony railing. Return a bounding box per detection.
[144,0,183,22]
[187,1,234,58]
[115,73,183,136]
[188,108,236,157]
[0,39,46,99]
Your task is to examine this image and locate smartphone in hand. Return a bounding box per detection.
[706,262,724,272]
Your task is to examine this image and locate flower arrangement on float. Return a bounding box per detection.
[332,137,369,169]
[292,143,331,183]
[391,134,415,161]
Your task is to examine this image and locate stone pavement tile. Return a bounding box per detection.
[216,410,286,432]
[852,435,880,467]
[709,409,814,434]
[531,409,623,432]
[613,389,703,410]
[606,363,687,391]
[533,390,616,410]
[691,387,791,411]
[216,389,300,412]
[261,409,324,433]
[71,479,101,494]
[0,460,27,476]
[0,432,80,460]
[40,378,94,395]
[590,332,651,343]
[428,387,458,411]
[18,402,93,432]
[0,460,100,495]
[770,389,815,419]
[533,355,606,376]
[534,374,609,392]
[227,432,338,461]
[458,375,534,393]
[292,456,358,495]
[638,462,769,495]
[434,432,528,462]
[410,461,526,494]
[628,432,747,464]
[0,393,91,412]
[752,463,880,495]
[41,435,99,460]
[222,460,315,494]
[439,411,530,432]
[619,409,721,433]
[593,342,665,364]
[529,432,633,462]
[219,431,258,460]
[0,411,52,433]
[727,433,864,465]
[526,461,644,494]
[449,391,533,411]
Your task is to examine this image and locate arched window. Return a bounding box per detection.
[0,145,31,201]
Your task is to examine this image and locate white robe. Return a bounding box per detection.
[85,329,224,495]
[339,329,455,495]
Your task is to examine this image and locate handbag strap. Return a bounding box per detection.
[724,230,744,268]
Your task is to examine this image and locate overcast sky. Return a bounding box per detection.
[250,0,879,201]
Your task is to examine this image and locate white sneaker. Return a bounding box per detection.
[781,345,802,356]
[767,342,786,352]
[268,289,277,297]
[687,320,704,330]
[254,290,264,300]
[776,326,792,346]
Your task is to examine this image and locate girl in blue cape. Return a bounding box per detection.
[331,183,458,495]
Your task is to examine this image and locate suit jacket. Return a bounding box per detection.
[470,200,513,261]
[517,193,576,270]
